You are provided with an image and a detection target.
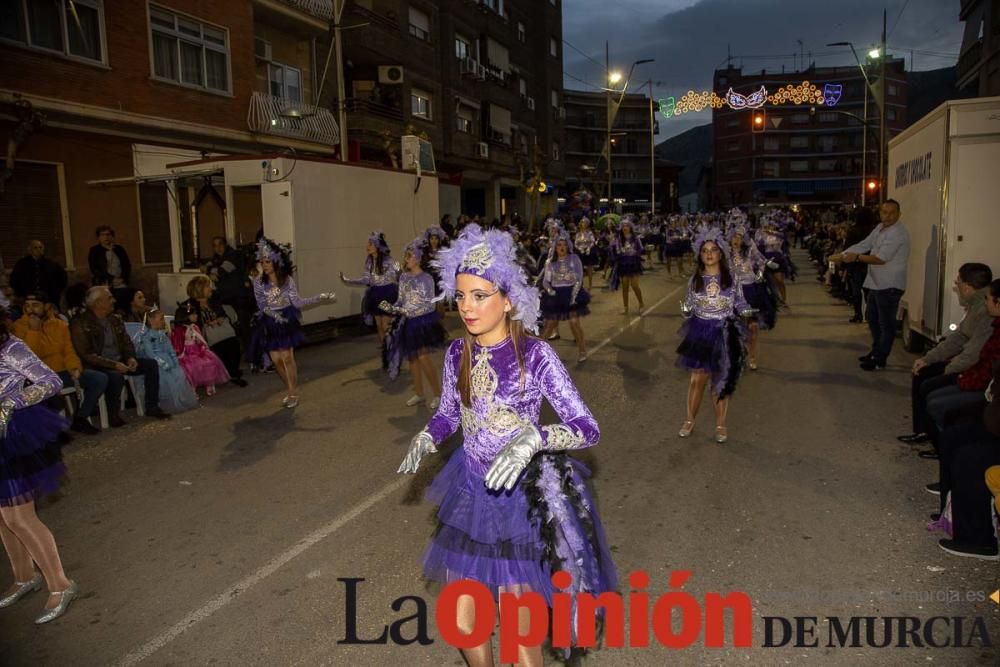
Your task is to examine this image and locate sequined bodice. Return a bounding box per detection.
[368,260,400,287]
[395,272,435,317]
[546,256,582,288]
[575,231,596,253]
[760,232,784,254]
[730,250,761,285]
[252,276,319,319]
[0,337,62,409]
[619,239,640,256]
[685,274,746,321]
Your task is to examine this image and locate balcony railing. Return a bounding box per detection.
[275,0,333,21]
[956,39,983,84]
[248,92,340,146]
[345,98,404,121]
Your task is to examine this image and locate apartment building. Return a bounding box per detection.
[711,61,908,207]
[957,0,1000,96]
[328,0,565,220]
[1,0,338,291]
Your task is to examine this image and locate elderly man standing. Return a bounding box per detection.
[70,286,170,426]
[833,199,911,371]
[10,240,68,305]
[13,291,106,435]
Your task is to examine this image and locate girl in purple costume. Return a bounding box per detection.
[0,307,77,624]
[398,225,616,666]
[379,238,447,409]
[755,219,793,306]
[341,231,400,345]
[676,228,754,444]
[729,223,779,371]
[610,218,645,313]
[540,232,590,363]
[574,217,598,290]
[248,238,335,408]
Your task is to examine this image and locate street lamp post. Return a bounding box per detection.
[647,79,656,214]
[606,57,654,212]
[828,40,882,205]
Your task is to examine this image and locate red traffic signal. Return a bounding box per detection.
[752,110,766,133]
[866,179,878,191]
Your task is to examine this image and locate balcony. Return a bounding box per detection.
[247,92,341,146]
[346,98,404,121]
[957,39,983,87]
[253,0,332,32]
[276,0,333,20]
[346,1,399,31]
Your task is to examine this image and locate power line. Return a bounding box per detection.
[888,0,911,40]
[563,70,603,90]
[562,38,605,71]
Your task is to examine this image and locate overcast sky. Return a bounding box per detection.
[561,0,965,139]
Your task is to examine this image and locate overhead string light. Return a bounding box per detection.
[658,80,842,120]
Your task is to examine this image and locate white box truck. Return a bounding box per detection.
[889,96,1000,352]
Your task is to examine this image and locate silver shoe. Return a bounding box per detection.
[34,580,78,624]
[285,395,299,409]
[0,573,42,608]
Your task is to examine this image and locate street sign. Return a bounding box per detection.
[770,117,783,129]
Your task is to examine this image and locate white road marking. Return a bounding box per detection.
[116,279,687,665]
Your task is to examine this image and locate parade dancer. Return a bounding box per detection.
[0,308,77,624]
[677,228,754,443]
[397,224,616,667]
[611,218,645,314]
[756,217,793,307]
[574,217,598,290]
[340,231,400,344]
[730,223,779,371]
[541,232,590,363]
[380,238,447,409]
[248,238,335,408]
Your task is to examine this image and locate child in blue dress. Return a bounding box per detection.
[135,308,198,414]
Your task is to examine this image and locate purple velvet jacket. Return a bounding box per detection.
[426,336,599,476]
[251,275,321,321]
[0,337,63,409]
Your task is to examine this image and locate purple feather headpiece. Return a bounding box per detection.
[432,224,540,334]
[549,230,576,258]
[423,226,447,244]
[404,236,425,261]
[256,237,288,265]
[692,226,731,262]
[728,223,749,241]
[368,230,390,254]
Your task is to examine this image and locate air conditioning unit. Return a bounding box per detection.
[477,142,489,158]
[254,37,272,62]
[526,97,535,110]
[378,65,405,84]
[402,135,436,173]
[460,57,479,77]
[558,106,566,120]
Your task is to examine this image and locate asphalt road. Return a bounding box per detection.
[1,252,997,666]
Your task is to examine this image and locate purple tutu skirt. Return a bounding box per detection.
[580,249,599,267]
[246,306,305,365]
[399,310,448,361]
[616,254,643,277]
[676,315,747,398]
[541,286,591,321]
[764,250,796,278]
[423,448,617,607]
[0,404,68,507]
[741,281,778,330]
[362,284,399,327]
[663,239,690,258]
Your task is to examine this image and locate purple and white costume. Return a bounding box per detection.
[247,274,321,364]
[676,229,751,398]
[756,226,795,278]
[381,270,447,379]
[574,226,598,268]
[0,337,67,507]
[541,253,590,321]
[401,224,616,635]
[343,251,400,328]
[730,226,778,330]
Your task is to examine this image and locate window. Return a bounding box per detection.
[520,134,528,155]
[764,137,779,151]
[789,160,809,172]
[268,63,301,102]
[411,89,432,120]
[519,78,527,96]
[0,0,105,63]
[818,112,838,122]
[888,83,898,96]
[727,164,740,175]
[551,89,558,108]
[817,159,837,171]
[762,161,779,176]
[790,136,809,149]
[791,113,810,124]
[517,22,525,43]
[456,105,475,134]
[818,135,836,152]
[549,37,557,57]
[727,140,739,152]
[887,108,897,121]
[0,162,68,268]
[552,142,560,161]
[150,6,229,93]
[408,6,430,42]
[454,34,471,60]
[726,118,740,128]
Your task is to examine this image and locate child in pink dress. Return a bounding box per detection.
[171,306,230,396]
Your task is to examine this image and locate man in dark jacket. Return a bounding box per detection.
[10,240,68,304]
[88,226,132,304]
[204,236,252,347]
[70,286,170,426]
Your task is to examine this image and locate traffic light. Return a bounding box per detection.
[752,110,766,133]
[867,179,878,192]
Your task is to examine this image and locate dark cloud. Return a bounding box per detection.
[562,0,964,138]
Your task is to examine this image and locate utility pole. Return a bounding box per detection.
[606,41,612,207]
[879,8,887,203]
[648,79,655,214]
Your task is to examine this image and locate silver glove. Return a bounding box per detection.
[680,301,693,317]
[739,308,758,318]
[320,292,337,301]
[379,299,401,314]
[397,430,437,474]
[0,399,14,440]
[484,425,544,491]
[765,260,780,270]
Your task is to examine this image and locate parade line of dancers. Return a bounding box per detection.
[0,208,793,636]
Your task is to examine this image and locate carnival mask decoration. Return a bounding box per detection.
[823,83,843,107]
[725,86,768,110]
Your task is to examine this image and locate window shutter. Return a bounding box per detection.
[139,183,173,264]
[0,162,66,267]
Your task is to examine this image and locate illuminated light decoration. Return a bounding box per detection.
[669,90,725,116]
[823,83,843,107]
[767,80,825,106]
[725,86,768,110]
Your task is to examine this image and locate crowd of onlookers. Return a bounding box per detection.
[801,205,1000,562]
[1,227,251,438]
